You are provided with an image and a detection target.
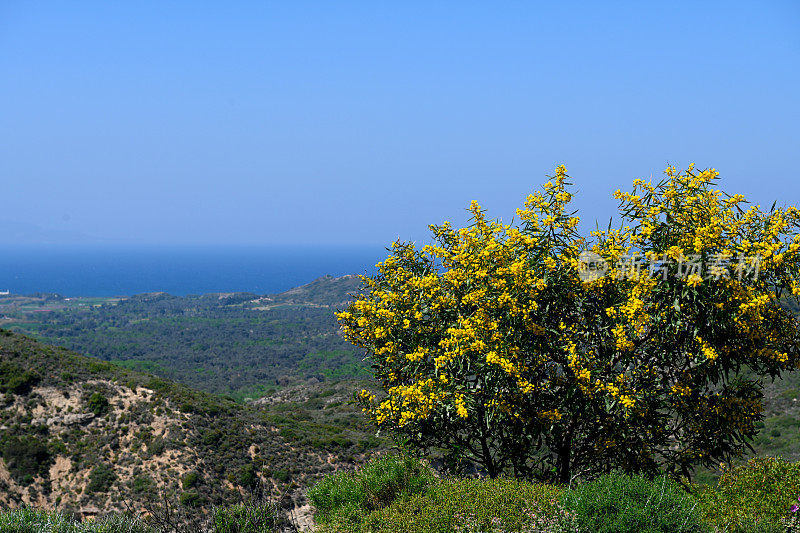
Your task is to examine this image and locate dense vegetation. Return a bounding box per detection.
[306,454,800,533]
[0,275,367,400]
[341,166,800,483]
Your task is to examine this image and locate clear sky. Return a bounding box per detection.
[1,1,798,246]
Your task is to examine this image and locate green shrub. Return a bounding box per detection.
[0,508,71,533]
[561,473,708,533]
[147,437,166,456]
[132,474,154,493]
[80,513,156,533]
[709,518,785,533]
[86,463,117,493]
[210,502,281,532]
[0,508,154,532]
[0,362,39,395]
[86,392,109,416]
[308,453,436,525]
[182,471,200,489]
[237,463,258,488]
[696,456,800,530]
[87,360,113,374]
[180,490,202,507]
[273,468,290,483]
[1,436,51,485]
[203,429,223,445]
[356,477,563,533]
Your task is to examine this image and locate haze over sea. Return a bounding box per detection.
[0,245,385,297]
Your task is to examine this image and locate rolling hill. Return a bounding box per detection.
[0,329,383,522]
[0,275,366,401]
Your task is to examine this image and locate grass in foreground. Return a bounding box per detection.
[5,454,800,532]
[0,509,155,533]
[0,501,285,533]
[308,454,800,533]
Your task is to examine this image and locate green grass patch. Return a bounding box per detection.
[309,454,562,533]
[0,508,155,533]
[308,453,437,526]
[357,477,563,533]
[562,473,707,533]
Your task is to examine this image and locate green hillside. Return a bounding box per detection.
[0,275,366,400]
[0,329,384,520]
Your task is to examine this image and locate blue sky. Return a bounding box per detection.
[1,1,798,245]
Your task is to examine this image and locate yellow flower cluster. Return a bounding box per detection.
[339,164,800,476]
[455,394,468,419]
[612,324,634,352]
[686,273,703,287]
[539,409,563,422]
[601,164,800,368]
[601,383,636,408]
[381,378,448,427]
[619,395,636,409]
[406,346,427,362]
[671,383,691,397]
[485,350,519,377]
[695,336,719,362]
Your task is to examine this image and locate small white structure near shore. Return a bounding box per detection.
[0,290,9,296]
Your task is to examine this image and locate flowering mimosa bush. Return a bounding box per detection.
[337,165,800,483]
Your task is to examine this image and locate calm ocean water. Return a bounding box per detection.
[0,245,387,297]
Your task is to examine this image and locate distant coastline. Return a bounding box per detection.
[0,244,384,297]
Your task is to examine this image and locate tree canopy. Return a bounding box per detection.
[338,165,800,483]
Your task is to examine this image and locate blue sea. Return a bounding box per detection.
[0,245,388,297]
